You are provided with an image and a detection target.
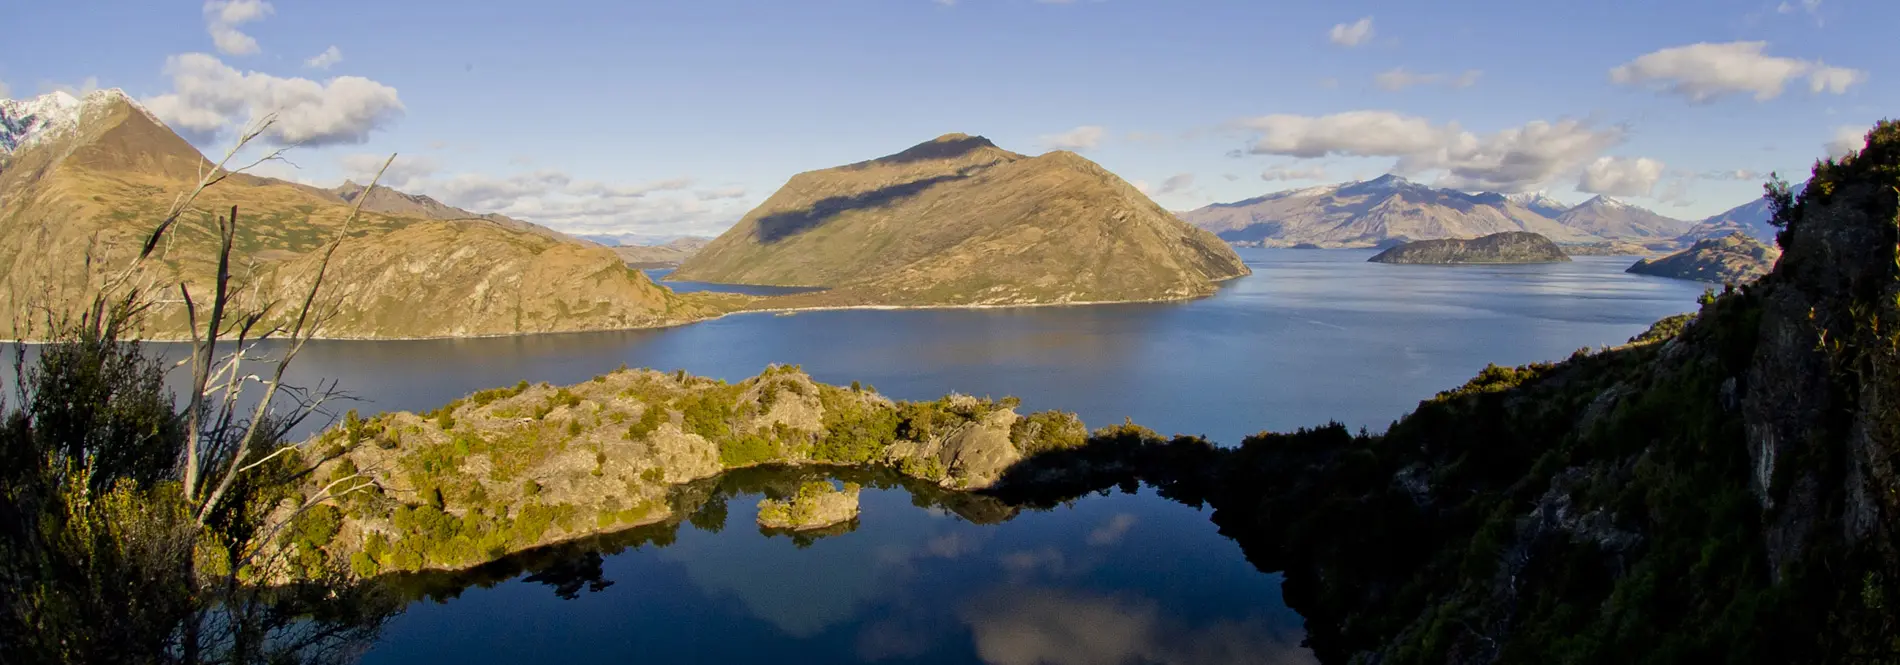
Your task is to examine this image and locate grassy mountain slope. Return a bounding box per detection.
[0,90,723,339]
[671,134,1248,305]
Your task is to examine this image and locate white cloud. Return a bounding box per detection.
[567,177,694,198]
[1609,41,1866,102]
[1086,514,1138,545]
[336,153,439,189]
[1826,125,1865,157]
[1260,165,1329,181]
[1222,173,1240,182]
[1415,119,1625,193]
[1579,156,1667,196]
[1238,111,1448,158]
[305,46,343,70]
[1777,0,1824,23]
[204,0,272,56]
[0,80,10,99]
[695,185,748,201]
[1131,180,1152,195]
[43,77,101,96]
[1807,65,1864,94]
[1374,68,1436,91]
[1237,111,1625,193]
[392,169,744,236]
[1655,178,1694,207]
[1328,17,1373,47]
[1153,174,1194,195]
[1696,169,1764,181]
[143,52,404,147]
[1374,68,1483,91]
[960,588,1314,665]
[1040,125,1106,151]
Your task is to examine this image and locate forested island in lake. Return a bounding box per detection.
[1367,231,1572,264]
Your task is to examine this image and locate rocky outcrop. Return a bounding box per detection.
[755,481,861,530]
[884,395,1025,489]
[1367,231,1570,264]
[1627,233,1779,284]
[289,366,1092,576]
[670,133,1248,305]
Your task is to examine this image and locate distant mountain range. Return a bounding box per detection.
[1678,182,1799,245]
[611,237,711,267]
[1178,175,1608,248]
[1178,174,1728,249]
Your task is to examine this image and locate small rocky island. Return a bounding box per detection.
[756,481,862,530]
[1626,232,1780,284]
[1367,231,1571,264]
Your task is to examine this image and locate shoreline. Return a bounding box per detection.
[0,288,1229,344]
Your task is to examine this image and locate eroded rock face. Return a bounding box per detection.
[1742,178,1900,576]
[884,397,1026,490]
[755,481,861,531]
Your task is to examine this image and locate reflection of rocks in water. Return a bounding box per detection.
[376,464,1033,605]
[759,516,861,548]
[522,551,615,599]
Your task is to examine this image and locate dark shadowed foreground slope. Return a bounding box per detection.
[995,120,1900,665]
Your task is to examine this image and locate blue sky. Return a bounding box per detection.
[3,0,1893,236]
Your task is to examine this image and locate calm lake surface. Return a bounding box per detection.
[304,249,1705,664]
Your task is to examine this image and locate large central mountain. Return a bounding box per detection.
[671,134,1248,305]
[1554,194,1693,240]
[0,89,719,339]
[1177,175,1603,248]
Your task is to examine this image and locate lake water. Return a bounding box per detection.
[264,249,1707,664]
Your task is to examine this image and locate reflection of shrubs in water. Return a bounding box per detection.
[758,517,861,549]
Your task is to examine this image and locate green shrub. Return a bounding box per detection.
[720,433,778,467]
[1011,410,1088,456]
[626,405,667,440]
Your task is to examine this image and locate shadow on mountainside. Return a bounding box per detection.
[754,172,970,244]
[848,135,998,168]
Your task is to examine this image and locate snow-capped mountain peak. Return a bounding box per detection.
[1,88,155,157]
[1585,195,1632,209]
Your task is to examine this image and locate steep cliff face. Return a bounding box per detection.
[1192,121,1900,664]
